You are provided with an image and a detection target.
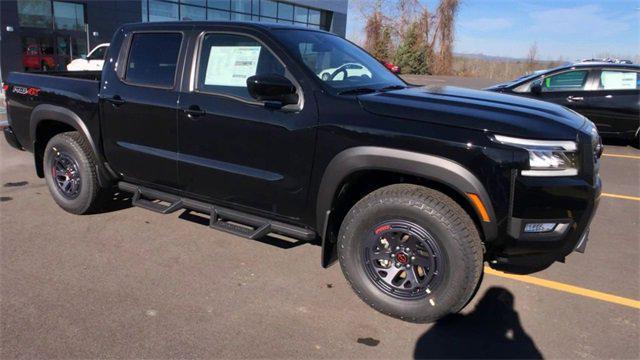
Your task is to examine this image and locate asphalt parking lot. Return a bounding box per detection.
[1,81,639,359]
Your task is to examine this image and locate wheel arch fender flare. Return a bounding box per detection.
[30,104,101,158]
[29,104,114,186]
[316,146,497,246]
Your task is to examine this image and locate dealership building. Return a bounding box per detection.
[0,0,348,82]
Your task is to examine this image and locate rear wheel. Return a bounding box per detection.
[43,131,107,214]
[338,184,484,323]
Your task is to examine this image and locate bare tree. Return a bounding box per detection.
[432,0,459,75]
[526,42,538,73]
[364,9,392,61]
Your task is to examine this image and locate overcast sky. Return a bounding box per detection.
[346,0,640,61]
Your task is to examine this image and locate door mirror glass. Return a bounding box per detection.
[247,74,298,106]
[531,80,542,95]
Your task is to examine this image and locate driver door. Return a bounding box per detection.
[177,31,318,220]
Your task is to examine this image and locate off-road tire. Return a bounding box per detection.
[43,131,107,214]
[338,184,484,323]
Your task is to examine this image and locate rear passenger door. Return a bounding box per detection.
[101,31,185,189]
[583,68,640,137]
[177,31,317,221]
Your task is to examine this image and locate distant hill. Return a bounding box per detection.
[454,53,567,65]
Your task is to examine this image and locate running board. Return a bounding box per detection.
[118,182,316,242]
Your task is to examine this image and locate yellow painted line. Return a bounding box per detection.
[602,193,640,202]
[602,153,640,160]
[485,267,640,309]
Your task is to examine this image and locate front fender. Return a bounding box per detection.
[316,146,497,267]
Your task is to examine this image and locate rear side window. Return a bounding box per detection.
[125,33,182,88]
[543,70,588,91]
[599,70,638,90]
[196,33,285,100]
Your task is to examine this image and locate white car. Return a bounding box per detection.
[318,63,372,81]
[66,43,109,71]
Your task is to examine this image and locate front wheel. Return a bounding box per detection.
[338,184,484,323]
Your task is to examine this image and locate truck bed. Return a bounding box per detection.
[5,70,102,153]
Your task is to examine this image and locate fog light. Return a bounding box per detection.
[524,223,557,233]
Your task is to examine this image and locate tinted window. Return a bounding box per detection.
[599,70,639,90]
[88,46,108,60]
[148,0,178,21]
[125,33,182,87]
[197,33,285,100]
[543,70,588,91]
[18,0,53,28]
[231,0,252,14]
[260,0,277,18]
[53,1,85,31]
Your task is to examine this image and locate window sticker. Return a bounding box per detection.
[204,46,261,87]
[601,71,637,90]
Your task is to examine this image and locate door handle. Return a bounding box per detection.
[566,96,584,102]
[184,105,206,118]
[105,95,125,106]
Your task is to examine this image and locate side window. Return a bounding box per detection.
[88,46,108,61]
[125,33,182,88]
[197,33,285,100]
[542,70,589,92]
[599,70,638,90]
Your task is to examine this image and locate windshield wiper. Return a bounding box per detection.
[337,87,378,95]
[380,85,407,91]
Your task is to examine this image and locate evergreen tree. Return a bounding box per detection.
[394,23,428,74]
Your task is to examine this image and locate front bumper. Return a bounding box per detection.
[3,126,23,150]
[494,174,601,268]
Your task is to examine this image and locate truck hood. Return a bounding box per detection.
[358,86,586,139]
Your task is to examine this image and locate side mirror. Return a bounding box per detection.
[531,80,542,95]
[247,74,298,107]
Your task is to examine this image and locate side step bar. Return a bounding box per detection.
[118,182,316,242]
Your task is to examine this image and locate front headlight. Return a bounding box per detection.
[494,135,579,176]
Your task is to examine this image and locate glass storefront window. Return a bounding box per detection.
[17,0,53,29]
[182,0,206,5]
[138,0,329,30]
[149,0,179,21]
[260,0,277,18]
[277,2,293,20]
[142,0,149,21]
[231,12,252,21]
[208,0,230,10]
[53,2,85,31]
[308,9,320,25]
[230,0,251,14]
[181,4,206,20]
[208,8,230,20]
[294,6,308,23]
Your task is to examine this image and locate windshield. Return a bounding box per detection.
[273,30,405,93]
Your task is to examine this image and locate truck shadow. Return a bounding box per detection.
[414,287,542,359]
[91,191,133,213]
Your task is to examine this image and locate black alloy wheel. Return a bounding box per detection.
[364,220,444,300]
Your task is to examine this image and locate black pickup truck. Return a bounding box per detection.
[3,22,601,323]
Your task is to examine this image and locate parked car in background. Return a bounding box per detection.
[67,43,110,71]
[318,62,372,81]
[384,61,401,74]
[487,62,640,146]
[22,44,56,71]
